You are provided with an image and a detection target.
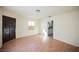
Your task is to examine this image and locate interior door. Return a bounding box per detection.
[2,15,16,44]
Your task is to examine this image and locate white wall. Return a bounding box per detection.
[0,8,40,47]
[0,8,3,47]
[39,18,48,42]
[53,10,79,47]
[27,18,40,36]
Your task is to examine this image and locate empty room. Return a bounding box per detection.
[0,6,79,52]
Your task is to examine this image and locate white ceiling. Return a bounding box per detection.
[2,6,79,19]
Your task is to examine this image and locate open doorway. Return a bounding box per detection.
[48,20,53,37]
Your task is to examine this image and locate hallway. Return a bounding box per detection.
[0,34,79,52]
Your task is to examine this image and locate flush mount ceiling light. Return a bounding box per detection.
[48,16,52,21]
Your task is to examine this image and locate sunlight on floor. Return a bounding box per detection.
[42,29,48,42]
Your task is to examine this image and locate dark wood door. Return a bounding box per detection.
[2,15,16,44]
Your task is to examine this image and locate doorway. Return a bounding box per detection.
[2,15,16,44]
[48,20,53,37]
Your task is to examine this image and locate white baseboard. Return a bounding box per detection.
[54,37,79,47]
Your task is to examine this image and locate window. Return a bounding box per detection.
[28,21,35,26]
[28,21,35,30]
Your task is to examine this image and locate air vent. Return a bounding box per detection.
[36,10,40,13]
[48,16,52,17]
